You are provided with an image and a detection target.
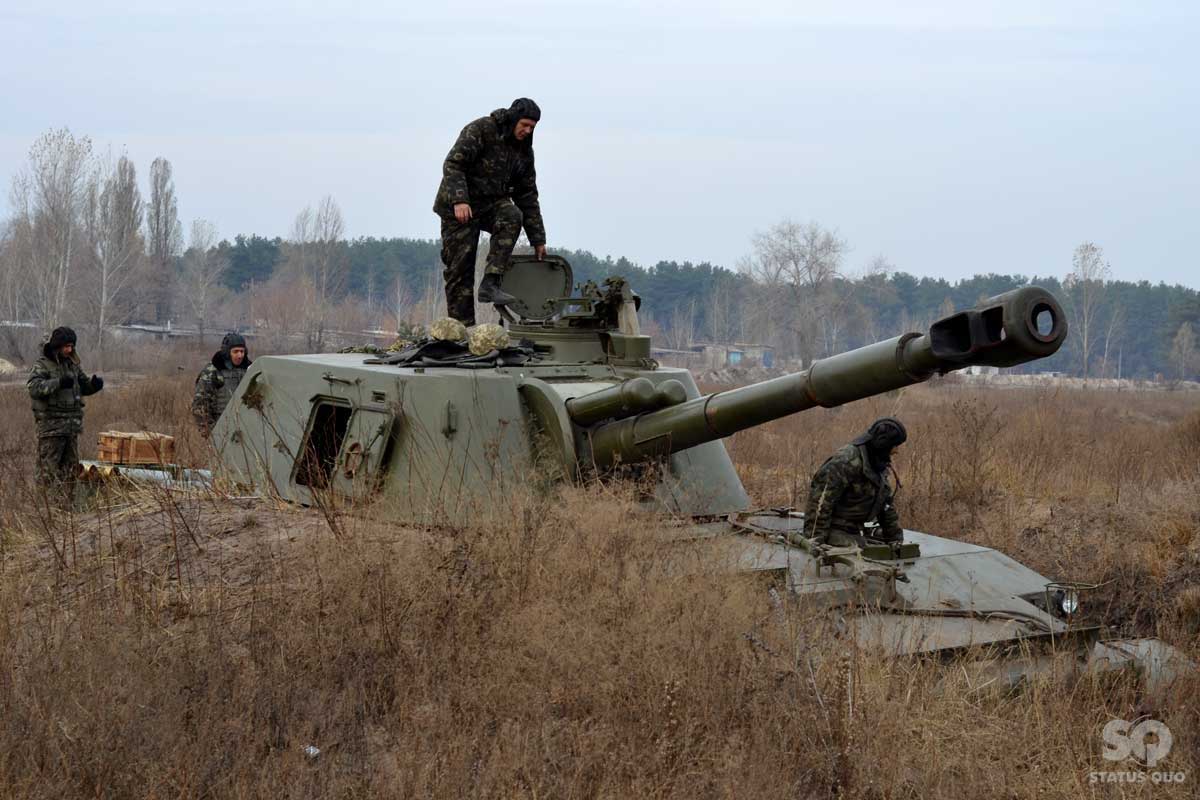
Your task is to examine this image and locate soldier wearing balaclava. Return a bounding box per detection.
[433,97,548,326]
[192,332,252,436]
[804,417,907,546]
[27,326,105,504]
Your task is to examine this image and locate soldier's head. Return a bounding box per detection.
[45,326,77,360]
[507,97,541,141]
[221,332,248,367]
[853,417,907,464]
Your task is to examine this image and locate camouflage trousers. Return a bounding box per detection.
[824,522,902,548]
[36,434,79,507]
[439,198,524,326]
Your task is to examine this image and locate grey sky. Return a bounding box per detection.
[2,1,1197,287]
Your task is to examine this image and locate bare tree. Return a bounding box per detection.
[819,278,855,355]
[290,196,348,302]
[731,273,778,354]
[1099,304,1125,379]
[0,218,28,320]
[706,280,736,343]
[252,276,307,351]
[83,154,144,367]
[417,267,446,327]
[663,300,697,350]
[287,196,349,348]
[864,254,893,275]
[313,196,346,300]
[1169,322,1197,382]
[745,219,846,366]
[10,129,94,328]
[0,219,34,356]
[389,273,414,333]
[144,157,183,323]
[1063,242,1111,379]
[362,262,379,327]
[178,220,228,346]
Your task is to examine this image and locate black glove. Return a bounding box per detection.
[90,374,104,391]
[59,374,74,389]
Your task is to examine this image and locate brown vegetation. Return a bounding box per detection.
[0,375,1197,798]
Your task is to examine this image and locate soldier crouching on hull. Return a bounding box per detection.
[192,332,251,436]
[804,417,907,547]
[433,97,548,326]
[26,327,104,504]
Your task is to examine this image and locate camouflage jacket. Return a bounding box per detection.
[27,355,100,438]
[433,109,547,246]
[804,443,902,542]
[192,352,250,432]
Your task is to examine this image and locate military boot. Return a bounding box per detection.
[477,274,516,305]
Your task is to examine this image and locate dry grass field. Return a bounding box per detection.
[0,363,1198,798]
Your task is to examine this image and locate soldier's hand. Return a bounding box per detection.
[535,244,546,261]
[453,203,473,223]
[59,375,74,389]
[91,374,104,391]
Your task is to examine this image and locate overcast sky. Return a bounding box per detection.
[2,1,1197,287]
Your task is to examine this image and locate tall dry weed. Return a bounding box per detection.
[1,480,1197,798]
[0,376,1197,797]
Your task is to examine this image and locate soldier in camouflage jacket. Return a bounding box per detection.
[192,332,252,435]
[26,326,104,494]
[804,417,907,546]
[433,97,548,325]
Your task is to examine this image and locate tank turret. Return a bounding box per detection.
[211,255,1066,518]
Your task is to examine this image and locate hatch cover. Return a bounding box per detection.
[498,254,574,322]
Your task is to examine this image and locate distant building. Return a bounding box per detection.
[962,365,1001,377]
[106,322,195,343]
[651,341,774,371]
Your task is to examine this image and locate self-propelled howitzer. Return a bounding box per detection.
[211,255,1066,518]
[210,255,1191,687]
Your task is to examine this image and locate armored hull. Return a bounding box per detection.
[214,354,747,520]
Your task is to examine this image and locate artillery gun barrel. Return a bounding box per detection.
[589,287,1066,468]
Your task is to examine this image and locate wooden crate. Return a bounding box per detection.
[97,431,175,466]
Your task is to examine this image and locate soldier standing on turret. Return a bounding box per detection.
[27,327,104,504]
[433,97,548,326]
[805,417,907,546]
[192,332,252,436]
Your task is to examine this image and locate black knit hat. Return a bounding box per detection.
[851,417,908,451]
[508,97,541,123]
[221,332,247,353]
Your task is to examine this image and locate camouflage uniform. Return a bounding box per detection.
[27,327,103,498]
[192,333,252,435]
[804,443,903,546]
[433,99,547,326]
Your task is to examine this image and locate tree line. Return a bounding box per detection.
[2,129,1197,379]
